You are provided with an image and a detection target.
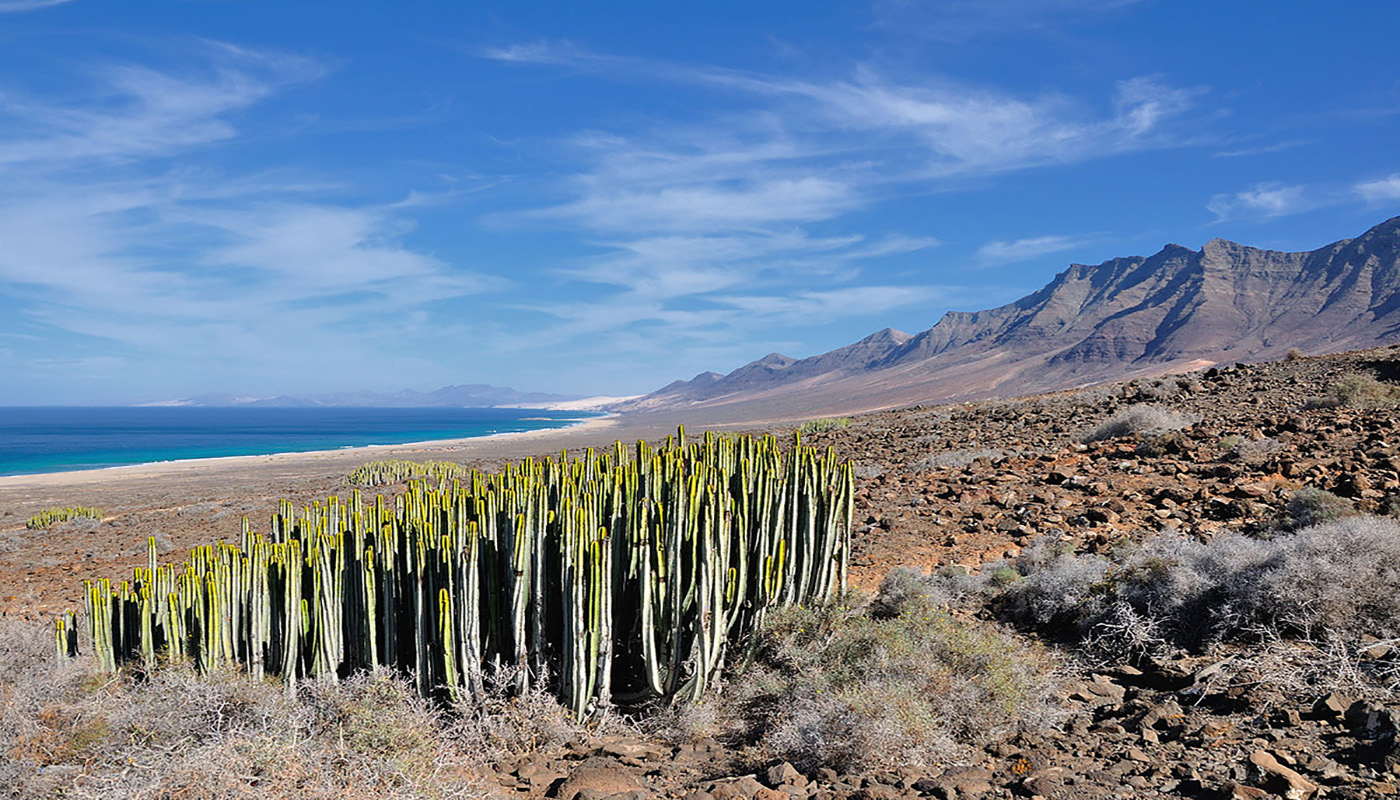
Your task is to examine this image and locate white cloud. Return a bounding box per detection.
[869,0,1144,41]
[0,0,72,11]
[552,175,858,233]
[716,285,944,322]
[0,43,496,399]
[482,45,1201,371]
[976,234,1086,265]
[1206,183,1311,221]
[488,44,1201,218]
[0,48,320,167]
[1213,139,1310,158]
[1356,174,1400,204]
[776,72,1199,175]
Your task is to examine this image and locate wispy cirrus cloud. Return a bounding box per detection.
[869,0,1145,41]
[0,0,72,12]
[1356,173,1400,204]
[486,42,1203,182]
[0,44,321,167]
[976,234,1090,265]
[1206,182,1312,221]
[479,41,1203,365]
[1213,139,1310,158]
[715,285,947,323]
[0,41,496,400]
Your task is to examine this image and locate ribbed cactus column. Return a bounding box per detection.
[57,427,854,719]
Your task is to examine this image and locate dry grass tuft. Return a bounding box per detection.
[1081,404,1195,443]
[725,589,1062,773]
[1304,371,1400,410]
[1001,515,1400,659]
[1,617,619,799]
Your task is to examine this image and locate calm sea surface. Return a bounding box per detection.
[0,407,594,477]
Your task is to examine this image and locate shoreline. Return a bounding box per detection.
[0,411,702,618]
[0,413,629,489]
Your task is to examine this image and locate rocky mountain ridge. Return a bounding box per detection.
[622,215,1400,422]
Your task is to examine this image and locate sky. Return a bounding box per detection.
[1,1,1398,405]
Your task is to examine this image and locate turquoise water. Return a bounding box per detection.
[0,406,593,477]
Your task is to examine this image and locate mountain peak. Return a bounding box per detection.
[620,216,1400,421]
[857,327,913,346]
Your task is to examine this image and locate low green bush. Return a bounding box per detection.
[1305,371,1400,410]
[798,417,852,435]
[345,459,463,487]
[25,506,103,530]
[1285,487,1356,529]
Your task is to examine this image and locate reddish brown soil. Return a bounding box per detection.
[5,345,1400,799]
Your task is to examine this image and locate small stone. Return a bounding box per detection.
[765,763,804,789]
[1249,750,1319,799]
[1227,782,1272,800]
[1313,692,1353,722]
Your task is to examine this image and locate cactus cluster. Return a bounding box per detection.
[65,429,852,717]
[346,459,464,487]
[27,506,103,530]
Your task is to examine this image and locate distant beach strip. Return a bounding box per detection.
[0,407,598,477]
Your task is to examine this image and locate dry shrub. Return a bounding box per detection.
[1285,487,1356,529]
[869,565,988,615]
[0,618,533,799]
[1002,516,1400,659]
[1228,436,1285,463]
[448,666,604,762]
[1305,371,1400,410]
[907,448,1003,472]
[1081,403,1195,443]
[850,462,885,480]
[728,591,1061,773]
[636,695,729,747]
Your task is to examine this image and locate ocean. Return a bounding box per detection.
[0,406,594,477]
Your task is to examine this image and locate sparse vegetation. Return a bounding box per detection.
[0,618,554,798]
[345,458,463,486]
[1228,435,1286,463]
[1285,347,1304,362]
[850,462,885,480]
[1081,403,1194,443]
[798,417,852,434]
[999,516,1400,658]
[908,448,1003,472]
[726,587,1060,773]
[1285,486,1356,529]
[25,506,103,530]
[1304,371,1400,410]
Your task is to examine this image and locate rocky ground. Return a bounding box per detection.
[7,345,1400,799]
[494,346,1400,800]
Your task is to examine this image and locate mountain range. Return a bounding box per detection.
[618,215,1400,421]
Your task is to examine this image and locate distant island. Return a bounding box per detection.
[145,384,632,411]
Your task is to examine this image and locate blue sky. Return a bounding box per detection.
[1,1,1398,404]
